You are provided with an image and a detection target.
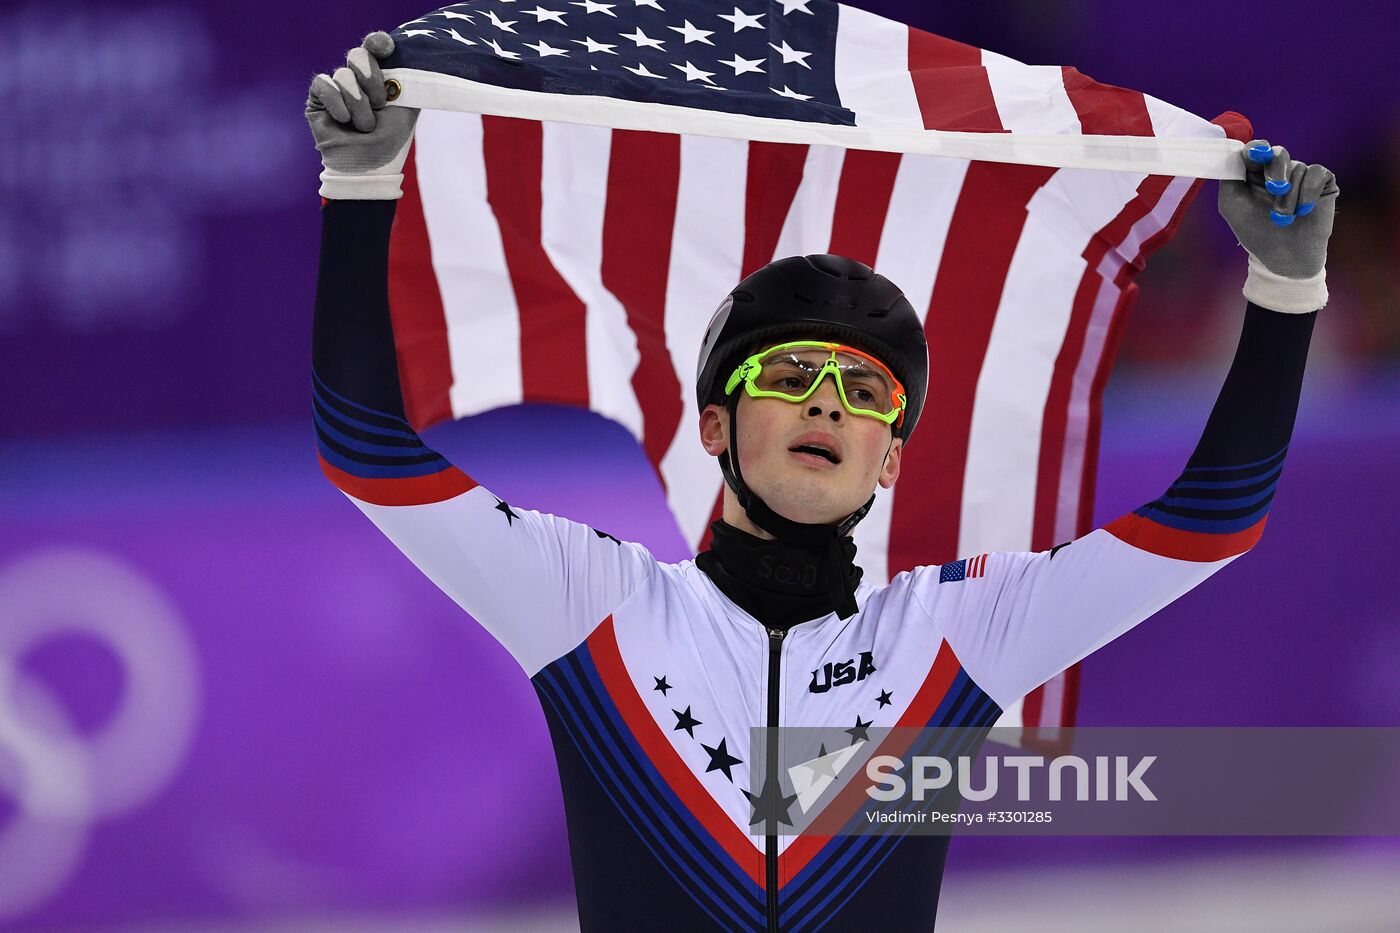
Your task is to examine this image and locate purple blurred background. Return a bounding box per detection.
[2,1,1397,930]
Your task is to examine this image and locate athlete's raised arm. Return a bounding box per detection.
[307,34,654,675]
[914,140,1340,710]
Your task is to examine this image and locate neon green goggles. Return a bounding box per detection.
[723,340,908,427]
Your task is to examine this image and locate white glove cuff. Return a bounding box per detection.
[1242,254,1327,314]
[318,169,404,200]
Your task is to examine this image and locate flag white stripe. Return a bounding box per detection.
[1144,93,1227,140]
[1053,274,1125,546]
[979,50,1082,136]
[1035,666,1065,728]
[1054,175,1196,544]
[870,154,969,320]
[659,135,750,548]
[853,154,970,583]
[1117,175,1196,260]
[832,4,925,130]
[413,110,524,417]
[772,144,846,261]
[959,168,1146,556]
[539,122,645,440]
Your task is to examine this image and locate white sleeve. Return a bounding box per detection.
[908,531,1236,710]
[346,482,656,676]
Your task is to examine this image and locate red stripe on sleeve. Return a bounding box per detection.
[483,116,590,407]
[887,162,1056,576]
[388,145,455,432]
[587,617,766,886]
[317,452,477,507]
[1104,511,1267,562]
[906,29,1007,133]
[601,130,685,475]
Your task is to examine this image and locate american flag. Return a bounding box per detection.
[938,553,987,583]
[378,0,1251,739]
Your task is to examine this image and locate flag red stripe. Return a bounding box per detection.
[696,486,726,552]
[1076,176,1209,536]
[387,145,455,432]
[1021,680,1045,733]
[1211,111,1255,143]
[827,149,903,265]
[482,116,590,406]
[741,142,809,278]
[887,162,1056,574]
[1060,67,1154,136]
[1031,174,1175,551]
[601,130,685,474]
[906,29,1007,133]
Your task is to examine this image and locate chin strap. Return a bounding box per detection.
[719,402,874,619]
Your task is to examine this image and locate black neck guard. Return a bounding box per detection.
[696,520,864,629]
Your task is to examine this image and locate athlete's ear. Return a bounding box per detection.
[699,403,729,456]
[878,435,903,489]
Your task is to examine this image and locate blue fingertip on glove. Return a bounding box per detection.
[1248,144,1274,163]
[1296,201,1315,216]
[1269,210,1296,227]
[1265,179,1292,196]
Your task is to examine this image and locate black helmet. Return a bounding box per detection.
[695,254,928,442]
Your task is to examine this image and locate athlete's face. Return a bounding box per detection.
[699,357,903,531]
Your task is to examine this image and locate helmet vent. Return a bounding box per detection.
[808,254,872,281]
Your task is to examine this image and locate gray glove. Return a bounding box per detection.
[1218,139,1339,313]
[306,32,418,200]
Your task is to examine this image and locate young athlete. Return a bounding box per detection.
[307,34,1337,933]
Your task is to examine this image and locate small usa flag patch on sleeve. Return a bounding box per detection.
[939,554,988,583]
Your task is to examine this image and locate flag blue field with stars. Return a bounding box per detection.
[385,0,854,125]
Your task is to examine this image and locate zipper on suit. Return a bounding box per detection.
[765,626,786,933]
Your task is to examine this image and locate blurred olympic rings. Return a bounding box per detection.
[0,548,201,921]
